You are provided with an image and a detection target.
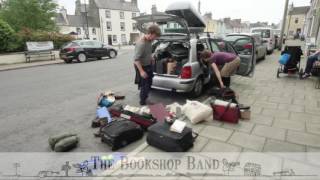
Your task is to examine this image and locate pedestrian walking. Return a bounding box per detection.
[134,24,161,105]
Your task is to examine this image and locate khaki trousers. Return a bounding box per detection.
[220,57,241,77]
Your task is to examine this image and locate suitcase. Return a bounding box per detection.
[109,106,156,130]
[101,119,144,151]
[146,122,198,152]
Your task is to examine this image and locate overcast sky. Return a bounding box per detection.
[58,0,310,24]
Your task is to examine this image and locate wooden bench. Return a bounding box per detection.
[24,41,56,63]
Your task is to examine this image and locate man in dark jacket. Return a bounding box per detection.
[134,25,161,105]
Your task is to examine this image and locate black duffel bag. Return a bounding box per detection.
[147,122,198,152]
[101,119,143,151]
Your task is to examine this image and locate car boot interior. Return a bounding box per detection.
[153,42,189,76]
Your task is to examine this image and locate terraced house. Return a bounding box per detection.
[56,0,140,45]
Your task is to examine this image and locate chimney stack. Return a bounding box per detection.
[60,6,69,25]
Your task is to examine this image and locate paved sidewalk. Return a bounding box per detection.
[138,47,320,154]
[0,59,64,71]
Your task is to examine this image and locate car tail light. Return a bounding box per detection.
[243,43,253,49]
[181,66,192,79]
[65,47,76,52]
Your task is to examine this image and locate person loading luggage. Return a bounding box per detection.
[200,50,240,88]
[301,49,320,79]
[134,25,161,105]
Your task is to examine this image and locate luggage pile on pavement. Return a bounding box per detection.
[90,88,251,152]
[48,88,250,153]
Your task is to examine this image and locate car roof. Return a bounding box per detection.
[227,33,259,37]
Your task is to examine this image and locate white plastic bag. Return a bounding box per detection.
[182,100,212,124]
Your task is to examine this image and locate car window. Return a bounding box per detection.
[209,40,220,52]
[92,41,103,47]
[252,29,270,38]
[230,38,253,55]
[254,36,262,46]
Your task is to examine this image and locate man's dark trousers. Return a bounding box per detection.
[305,54,318,74]
[140,65,153,105]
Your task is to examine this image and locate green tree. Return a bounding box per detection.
[0,18,14,52]
[0,0,58,32]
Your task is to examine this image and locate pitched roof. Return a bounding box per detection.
[55,13,100,27]
[289,6,310,15]
[94,0,139,12]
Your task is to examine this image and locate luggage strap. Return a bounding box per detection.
[192,131,199,141]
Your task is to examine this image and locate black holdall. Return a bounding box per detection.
[100,119,144,151]
[146,122,198,152]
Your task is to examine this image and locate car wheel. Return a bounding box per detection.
[108,50,117,59]
[77,53,87,62]
[191,78,203,98]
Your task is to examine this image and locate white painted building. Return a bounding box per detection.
[56,0,140,45]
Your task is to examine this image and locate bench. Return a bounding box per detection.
[24,41,56,63]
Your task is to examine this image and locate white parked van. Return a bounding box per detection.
[250,27,275,54]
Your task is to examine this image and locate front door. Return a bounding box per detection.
[108,35,112,45]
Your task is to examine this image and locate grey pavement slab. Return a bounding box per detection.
[201,139,241,152]
[287,130,320,148]
[261,108,290,119]
[290,112,320,124]
[278,103,305,113]
[228,132,266,152]
[222,121,255,133]
[306,123,320,135]
[273,118,306,132]
[199,126,233,142]
[263,139,306,152]
[252,125,286,141]
[250,114,274,126]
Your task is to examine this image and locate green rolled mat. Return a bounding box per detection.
[48,133,77,150]
[54,136,79,152]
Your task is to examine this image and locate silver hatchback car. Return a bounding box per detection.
[133,2,256,97]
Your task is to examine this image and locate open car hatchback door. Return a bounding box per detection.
[224,34,256,77]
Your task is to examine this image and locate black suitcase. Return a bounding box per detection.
[147,122,198,152]
[101,119,143,151]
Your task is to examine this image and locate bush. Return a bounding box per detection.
[12,28,75,52]
[0,19,15,53]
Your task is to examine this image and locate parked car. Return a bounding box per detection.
[251,27,275,54]
[59,40,118,63]
[225,33,267,61]
[133,1,256,97]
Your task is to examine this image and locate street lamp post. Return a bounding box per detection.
[279,0,290,50]
[83,0,90,39]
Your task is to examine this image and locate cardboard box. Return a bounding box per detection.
[240,109,251,120]
[167,61,177,75]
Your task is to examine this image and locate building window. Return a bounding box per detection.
[295,18,299,24]
[120,22,125,31]
[76,28,81,35]
[120,11,124,19]
[121,34,127,44]
[106,10,111,18]
[132,23,137,31]
[92,28,96,35]
[132,12,136,18]
[174,23,178,28]
[113,35,117,42]
[106,21,112,31]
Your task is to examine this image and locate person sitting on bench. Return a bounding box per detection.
[301,49,320,79]
[200,50,240,88]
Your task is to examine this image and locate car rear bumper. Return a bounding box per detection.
[59,52,77,60]
[151,75,195,92]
